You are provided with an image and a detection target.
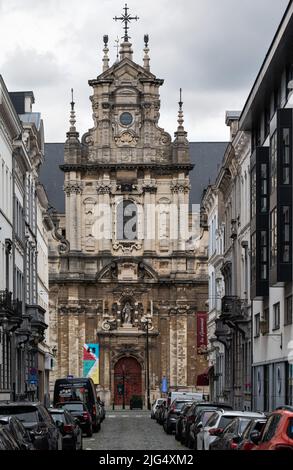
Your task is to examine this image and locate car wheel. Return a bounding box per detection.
[86,425,93,437]
[93,421,101,432]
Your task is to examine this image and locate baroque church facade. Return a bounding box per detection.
[48,20,208,405]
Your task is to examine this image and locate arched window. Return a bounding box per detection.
[117,200,137,240]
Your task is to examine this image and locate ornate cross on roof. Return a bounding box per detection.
[113,4,139,42]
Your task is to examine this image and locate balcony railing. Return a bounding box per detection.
[0,289,13,314]
[0,290,22,318]
[221,296,242,318]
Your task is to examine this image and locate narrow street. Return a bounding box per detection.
[84,410,188,450]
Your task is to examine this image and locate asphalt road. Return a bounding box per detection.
[84,410,188,450]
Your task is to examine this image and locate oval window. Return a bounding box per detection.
[120,112,133,126]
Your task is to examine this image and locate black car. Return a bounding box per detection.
[188,408,219,449]
[182,401,233,447]
[49,408,83,450]
[0,402,62,450]
[0,416,35,450]
[175,403,192,441]
[210,416,260,450]
[56,401,93,437]
[0,425,20,450]
[53,377,101,431]
[163,399,194,434]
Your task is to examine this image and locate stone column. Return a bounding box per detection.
[169,311,177,388]
[144,189,152,253]
[171,186,179,253]
[68,311,79,376]
[76,185,82,251]
[177,314,187,386]
[178,187,186,252]
[103,187,112,252]
[150,190,156,252]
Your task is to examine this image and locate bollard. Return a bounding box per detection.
[112,402,115,410]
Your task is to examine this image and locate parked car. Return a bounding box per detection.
[0,425,20,450]
[175,403,192,441]
[167,391,203,408]
[163,399,194,434]
[151,399,165,419]
[197,410,264,450]
[0,416,35,450]
[238,417,268,450]
[56,401,93,437]
[188,409,218,449]
[0,402,62,450]
[181,402,233,448]
[53,377,101,431]
[156,401,167,424]
[49,408,82,450]
[210,414,266,450]
[97,397,106,421]
[251,406,293,450]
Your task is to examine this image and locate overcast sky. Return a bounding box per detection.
[0,0,289,143]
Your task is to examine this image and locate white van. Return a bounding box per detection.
[168,391,203,407]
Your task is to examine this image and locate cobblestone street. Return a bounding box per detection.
[84,410,188,450]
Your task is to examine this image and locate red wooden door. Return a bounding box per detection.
[114,357,142,405]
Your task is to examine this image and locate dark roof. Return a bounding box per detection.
[189,142,228,204]
[41,142,227,213]
[41,143,65,212]
[9,91,35,114]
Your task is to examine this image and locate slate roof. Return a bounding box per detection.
[41,142,227,213]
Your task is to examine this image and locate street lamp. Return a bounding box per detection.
[142,314,152,411]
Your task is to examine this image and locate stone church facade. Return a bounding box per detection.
[48,30,208,405]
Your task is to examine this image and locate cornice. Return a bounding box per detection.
[59,162,194,173]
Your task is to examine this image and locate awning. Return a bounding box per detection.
[196,366,214,386]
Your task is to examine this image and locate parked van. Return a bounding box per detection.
[167,391,203,407]
[53,377,101,431]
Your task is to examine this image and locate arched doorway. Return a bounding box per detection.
[114,357,142,406]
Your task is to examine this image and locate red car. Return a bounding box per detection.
[251,406,293,450]
[238,417,267,450]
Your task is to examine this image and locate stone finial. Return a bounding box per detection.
[66,88,79,140]
[69,88,76,132]
[103,35,110,71]
[177,88,184,129]
[174,88,187,141]
[143,34,150,71]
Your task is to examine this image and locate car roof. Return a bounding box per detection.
[56,401,84,404]
[0,402,41,407]
[218,410,265,417]
[48,408,65,413]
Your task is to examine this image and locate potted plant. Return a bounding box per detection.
[130,395,143,409]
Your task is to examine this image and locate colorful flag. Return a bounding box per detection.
[83,343,99,384]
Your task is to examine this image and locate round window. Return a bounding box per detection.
[120,112,133,126]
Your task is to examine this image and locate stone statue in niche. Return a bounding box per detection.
[121,302,133,325]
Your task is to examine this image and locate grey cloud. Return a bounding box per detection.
[0,0,289,142]
[1,47,68,89]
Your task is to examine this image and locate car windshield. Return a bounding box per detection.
[174,401,192,410]
[218,416,235,428]
[0,408,38,423]
[201,411,216,426]
[57,385,89,403]
[239,418,251,434]
[58,403,84,412]
[50,413,66,423]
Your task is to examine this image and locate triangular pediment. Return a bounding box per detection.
[97,57,157,82]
